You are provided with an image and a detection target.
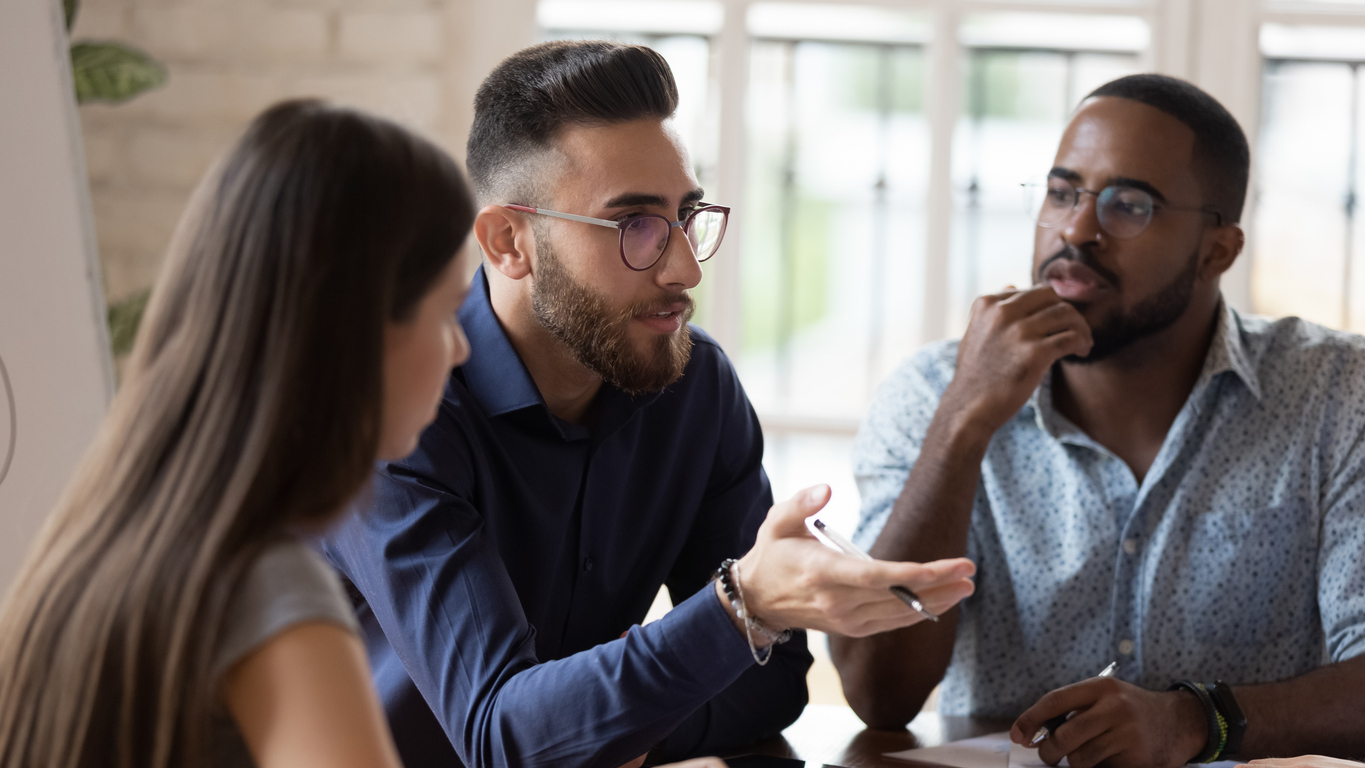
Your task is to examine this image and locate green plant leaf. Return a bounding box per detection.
[63,0,80,30]
[71,42,167,104]
[107,288,150,358]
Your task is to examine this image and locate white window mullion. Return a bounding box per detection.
[922,0,962,345]
[710,0,751,354]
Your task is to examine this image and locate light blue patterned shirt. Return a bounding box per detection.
[852,303,1365,718]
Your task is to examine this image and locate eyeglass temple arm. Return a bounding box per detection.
[503,205,621,229]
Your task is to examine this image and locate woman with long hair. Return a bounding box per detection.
[0,99,475,768]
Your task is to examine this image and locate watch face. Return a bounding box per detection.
[1209,681,1247,756]
[1209,682,1246,725]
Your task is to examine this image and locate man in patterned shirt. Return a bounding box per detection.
[830,73,1365,767]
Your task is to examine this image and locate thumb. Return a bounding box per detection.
[764,485,831,539]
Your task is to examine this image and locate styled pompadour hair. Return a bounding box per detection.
[1087,74,1251,224]
[467,40,680,206]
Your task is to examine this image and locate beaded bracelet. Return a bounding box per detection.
[715,558,792,665]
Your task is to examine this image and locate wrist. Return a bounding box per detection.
[933,398,1002,457]
[1168,683,1221,763]
[712,578,750,639]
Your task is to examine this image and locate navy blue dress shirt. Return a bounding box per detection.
[320,268,811,768]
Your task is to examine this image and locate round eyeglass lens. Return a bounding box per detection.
[620,215,671,269]
[1096,186,1155,239]
[1025,178,1079,227]
[687,208,727,262]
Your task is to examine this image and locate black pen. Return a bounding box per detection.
[809,518,938,622]
[1029,661,1119,745]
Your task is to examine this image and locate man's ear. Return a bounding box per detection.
[1198,222,1245,281]
[475,205,535,281]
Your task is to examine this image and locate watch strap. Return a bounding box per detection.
[1169,680,1224,763]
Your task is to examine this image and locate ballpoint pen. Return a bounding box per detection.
[808,518,938,622]
[1029,661,1120,745]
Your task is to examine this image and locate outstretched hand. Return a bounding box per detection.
[730,485,976,638]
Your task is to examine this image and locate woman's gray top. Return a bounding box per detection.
[211,538,359,767]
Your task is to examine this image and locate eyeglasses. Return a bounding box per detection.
[1022,177,1223,240]
[504,204,731,271]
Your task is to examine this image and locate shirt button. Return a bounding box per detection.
[1123,538,1138,555]
[582,557,594,572]
[1119,639,1135,656]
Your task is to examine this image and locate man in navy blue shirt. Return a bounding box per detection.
[321,41,976,768]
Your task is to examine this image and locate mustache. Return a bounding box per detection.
[617,292,695,322]
[1036,244,1122,290]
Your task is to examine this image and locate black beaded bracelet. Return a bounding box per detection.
[1169,680,1224,763]
[714,558,791,663]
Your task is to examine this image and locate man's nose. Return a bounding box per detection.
[655,225,703,290]
[1062,192,1104,246]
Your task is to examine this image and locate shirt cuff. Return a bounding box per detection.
[651,582,754,684]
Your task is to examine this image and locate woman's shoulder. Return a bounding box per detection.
[214,537,359,680]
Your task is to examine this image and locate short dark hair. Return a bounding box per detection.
[1087,74,1250,224]
[467,40,680,205]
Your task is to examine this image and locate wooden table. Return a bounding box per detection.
[734,704,1011,768]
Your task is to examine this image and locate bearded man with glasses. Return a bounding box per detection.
[833,74,1365,766]
[318,40,976,768]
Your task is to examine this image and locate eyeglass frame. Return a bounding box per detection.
[1021,178,1224,240]
[503,203,731,271]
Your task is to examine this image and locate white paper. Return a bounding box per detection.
[890,733,1242,768]
[1008,740,1068,768]
[1011,741,1239,768]
[884,731,1012,768]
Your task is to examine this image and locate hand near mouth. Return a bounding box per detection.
[943,284,1095,437]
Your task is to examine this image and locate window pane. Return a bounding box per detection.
[1252,60,1360,329]
[741,39,929,419]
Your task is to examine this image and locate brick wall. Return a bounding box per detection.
[71,0,535,312]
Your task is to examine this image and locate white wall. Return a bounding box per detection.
[0,0,113,592]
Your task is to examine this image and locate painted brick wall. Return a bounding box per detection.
[71,0,534,310]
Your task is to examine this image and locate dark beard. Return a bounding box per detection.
[530,243,694,395]
[1062,247,1199,364]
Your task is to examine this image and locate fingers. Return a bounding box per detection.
[1011,679,1108,744]
[656,759,728,768]
[1018,300,1090,342]
[763,485,832,539]
[1243,759,1365,768]
[1055,728,1123,768]
[818,551,976,591]
[1036,706,1111,767]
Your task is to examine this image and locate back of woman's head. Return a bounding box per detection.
[0,99,473,768]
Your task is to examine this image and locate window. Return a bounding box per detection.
[1253,23,1365,331]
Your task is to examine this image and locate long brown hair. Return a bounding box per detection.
[0,99,474,768]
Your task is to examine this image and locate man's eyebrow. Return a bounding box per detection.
[603,189,706,209]
[1109,176,1167,203]
[1047,168,1169,203]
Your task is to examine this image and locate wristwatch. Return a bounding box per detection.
[1207,681,1247,756]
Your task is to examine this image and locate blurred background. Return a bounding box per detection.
[69,0,1365,707]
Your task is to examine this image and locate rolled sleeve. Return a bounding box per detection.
[1319,419,1365,663]
[851,342,957,550]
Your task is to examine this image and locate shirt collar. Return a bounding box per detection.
[457,266,545,417]
[1027,298,1263,440]
[1195,301,1263,404]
